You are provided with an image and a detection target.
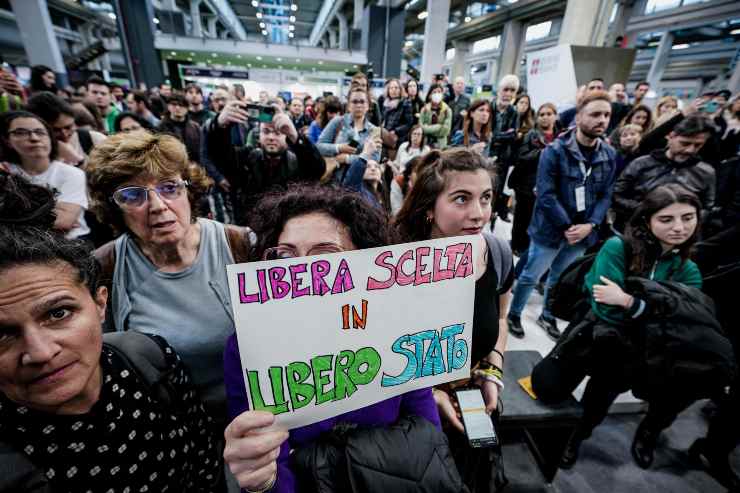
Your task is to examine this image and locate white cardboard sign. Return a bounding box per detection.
[227,236,479,430]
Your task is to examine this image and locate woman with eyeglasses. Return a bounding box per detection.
[0,111,90,239]
[85,130,255,434]
[223,184,458,493]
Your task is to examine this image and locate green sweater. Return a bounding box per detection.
[419,101,452,149]
[584,236,702,326]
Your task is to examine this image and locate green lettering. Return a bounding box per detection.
[348,347,382,386]
[286,361,315,410]
[311,354,335,405]
[247,368,289,414]
[333,350,358,401]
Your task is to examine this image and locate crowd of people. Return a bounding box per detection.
[0,61,739,493]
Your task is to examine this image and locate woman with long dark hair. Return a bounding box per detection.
[450,99,493,156]
[404,79,424,125]
[534,184,707,470]
[394,148,513,491]
[508,102,558,255]
[28,65,57,94]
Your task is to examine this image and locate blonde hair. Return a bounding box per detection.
[86,130,212,233]
[620,123,643,135]
[655,95,678,119]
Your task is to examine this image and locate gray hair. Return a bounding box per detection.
[498,74,520,92]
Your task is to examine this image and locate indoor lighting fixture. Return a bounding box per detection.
[256,56,263,60]
[464,16,471,22]
[318,60,323,65]
[276,57,282,61]
[259,22,266,28]
[417,11,428,20]
[256,12,262,19]
[291,4,298,11]
[251,0,258,6]
[170,51,176,55]
[289,15,296,22]
[672,43,690,50]
[153,18,160,24]
[730,28,740,35]
[262,29,268,35]
[212,53,218,56]
[289,24,295,31]
[404,40,413,47]
[289,32,295,38]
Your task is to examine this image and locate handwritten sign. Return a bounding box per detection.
[227,236,479,429]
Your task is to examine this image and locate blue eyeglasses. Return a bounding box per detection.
[111,180,189,209]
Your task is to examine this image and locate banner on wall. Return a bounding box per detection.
[227,236,479,430]
[526,44,577,111]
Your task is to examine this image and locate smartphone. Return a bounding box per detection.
[434,73,445,81]
[347,138,360,150]
[455,388,498,448]
[245,104,275,123]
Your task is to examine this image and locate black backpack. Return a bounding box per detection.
[547,241,633,322]
[0,332,172,493]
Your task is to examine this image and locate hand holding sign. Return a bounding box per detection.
[224,411,288,490]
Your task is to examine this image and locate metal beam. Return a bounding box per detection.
[309,0,345,47]
[203,0,247,40]
[626,0,740,36]
[154,34,367,65]
[439,0,566,43]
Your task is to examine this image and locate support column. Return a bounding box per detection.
[420,0,450,85]
[559,0,615,46]
[328,26,338,49]
[728,57,740,94]
[190,0,203,37]
[337,12,349,50]
[207,16,218,38]
[496,20,524,83]
[9,0,68,86]
[361,6,406,78]
[646,31,673,90]
[353,0,363,30]
[450,40,470,80]
[113,0,164,89]
[605,0,634,47]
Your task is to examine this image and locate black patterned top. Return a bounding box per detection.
[0,336,222,493]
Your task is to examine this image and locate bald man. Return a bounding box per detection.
[447,76,471,138]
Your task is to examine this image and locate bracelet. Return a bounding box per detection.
[492,349,505,363]
[244,472,277,493]
[482,374,505,390]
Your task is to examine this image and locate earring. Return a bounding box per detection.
[426,215,433,223]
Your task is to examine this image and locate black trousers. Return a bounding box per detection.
[511,191,535,255]
[532,352,700,440]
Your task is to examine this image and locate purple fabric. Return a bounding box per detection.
[224,334,441,493]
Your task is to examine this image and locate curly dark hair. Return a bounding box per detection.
[0,169,57,228]
[394,148,495,242]
[624,183,702,275]
[248,183,397,260]
[0,226,100,296]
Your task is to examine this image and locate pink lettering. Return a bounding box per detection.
[331,259,355,294]
[268,267,290,299]
[237,272,261,303]
[311,260,331,295]
[432,248,454,282]
[414,247,431,285]
[454,243,474,278]
[396,250,415,286]
[289,264,310,299]
[367,251,396,290]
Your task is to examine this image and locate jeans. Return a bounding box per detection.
[509,239,587,319]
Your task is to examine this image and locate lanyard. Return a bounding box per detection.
[578,161,593,185]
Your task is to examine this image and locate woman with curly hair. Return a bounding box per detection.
[223,184,453,493]
[85,130,254,428]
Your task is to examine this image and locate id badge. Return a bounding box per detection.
[575,186,586,212]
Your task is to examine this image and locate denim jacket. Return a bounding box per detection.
[316,114,380,163]
[528,129,617,248]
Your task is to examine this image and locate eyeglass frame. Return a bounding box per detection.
[7,128,49,139]
[110,179,190,209]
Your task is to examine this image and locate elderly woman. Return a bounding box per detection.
[0,171,222,492]
[0,110,89,239]
[223,184,463,493]
[86,130,254,425]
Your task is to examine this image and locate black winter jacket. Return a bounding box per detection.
[291,415,468,493]
[379,97,414,144]
[550,278,736,402]
[508,128,551,196]
[612,149,716,230]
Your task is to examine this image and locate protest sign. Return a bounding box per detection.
[226,236,480,430]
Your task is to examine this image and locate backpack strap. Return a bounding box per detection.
[77,128,94,155]
[0,441,50,492]
[225,224,256,263]
[102,332,174,405]
[482,232,513,293]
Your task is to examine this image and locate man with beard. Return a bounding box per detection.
[507,91,617,340]
[612,115,715,232]
[207,100,325,224]
[185,83,215,127]
[158,93,201,163]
